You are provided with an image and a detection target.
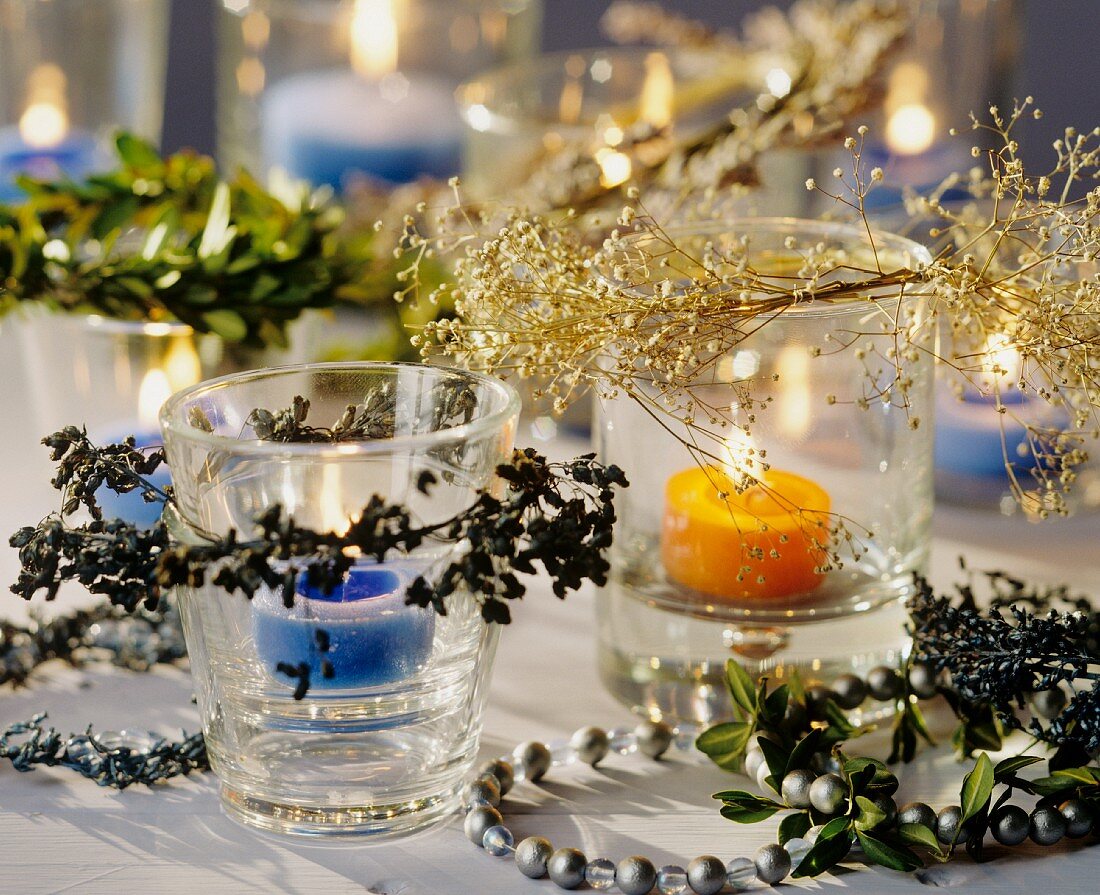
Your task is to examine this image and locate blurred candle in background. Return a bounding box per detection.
[0,64,101,202]
[261,0,462,189]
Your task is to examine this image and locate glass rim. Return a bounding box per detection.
[456,44,773,132]
[604,216,934,318]
[160,360,521,457]
[21,311,196,337]
[220,0,519,21]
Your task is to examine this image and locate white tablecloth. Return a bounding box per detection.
[1,323,1098,894]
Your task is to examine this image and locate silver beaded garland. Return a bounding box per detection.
[1029,806,1066,846]
[516,836,554,878]
[831,674,867,710]
[548,847,588,889]
[634,720,674,759]
[465,805,503,846]
[479,758,515,796]
[990,805,1030,846]
[936,805,967,845]
[463,777,501,808]
[744,746,765,780]
[781,768,815,809]
[867,665,903,701]
[898,801,937,831]
[571,726,611,766]
[616,856,657,895]
[685,856,726,895]
[753,844,791,885]
[809,772,847,814]
[517,740,553,782]
[1059,799,1094,838]
[908,661,939,699]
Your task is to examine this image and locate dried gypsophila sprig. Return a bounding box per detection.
[414,101,1100,554]
[495,0,908,216]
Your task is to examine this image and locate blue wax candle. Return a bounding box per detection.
[261,70,462,190]
[0,124,101,203]
[934,389,1039,479]
[253,561,436,690]
[94,428,170,529]
[859,139,972,211]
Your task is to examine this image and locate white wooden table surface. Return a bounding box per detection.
[1,323,1098,895]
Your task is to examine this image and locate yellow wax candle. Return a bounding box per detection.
[661,467,831,601]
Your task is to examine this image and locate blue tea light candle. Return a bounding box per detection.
[261,70,462,190]
[934,388,1038,479]
[253,560,436,690]
[94,428,171,529]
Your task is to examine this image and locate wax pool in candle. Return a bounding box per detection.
[0,125,100,203]
[253,560,435,690]
[662,467,831,601]
[93,428,170,529]
[261,71,462,189]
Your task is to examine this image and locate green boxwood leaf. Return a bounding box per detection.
[201,309,248,341]
[116,132,162,168]
[715,790,783,824]
[725,659,758,716]
[993,755,1042,781]
[778,811,812,845]
[898,822,942,852]
[856,831,923,872]
[854,795,887,832]
[696,722,752,771]
[791,817,852,878]
[960,752,994,825]
[786,728,824,776]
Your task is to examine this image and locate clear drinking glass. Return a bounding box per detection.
[217,0,542,191]
[594,220,935,725]
[160,362,519,836]
[0,0,169,201]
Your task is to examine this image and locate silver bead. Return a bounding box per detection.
[516,740,552,782]
[897,801,936,831]
[907,661,938,699]
[464,805,503,846]
[656,864,688,895]
[936,805,967,845]
[478,758,515,796]
[781,768,815,808]
[571,726,611,766]
[867,666,903,701]
[1030,806,1067,845]
[756,759,776,794]
[809,773,847,815]
[744,747,765,780]
[635,720,675,759]
[806,685,836,717]
[1031,687,1067,720]
[483,824,514,857]
[990,805,1029,846]
[831,674,867,710]
[617,856,658,895]
[753,843,791,885]
[810,751,841,775]
[783,837,811,871]
[1060,798,1094,838]
[686,855,726,895]
[585,858,616,891]
[804,825,824,846]
[548,847,587,889]
[463,777,501,808]
[725,857,756,887]
[515,836,553,878]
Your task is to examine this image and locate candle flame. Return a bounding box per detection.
[19,64,69,149]
[980,333,1022,390]
[320,464,353,536]
[883,61,935,156]
[776,346,812,440]
[351,0,400,79]
[596,147,632,188]
[640,52,673,130]
[137,368,173,429]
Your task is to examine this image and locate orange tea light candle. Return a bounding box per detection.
[661,467,831,601]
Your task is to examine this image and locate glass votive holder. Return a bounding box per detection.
[456,45,786,201]
[593,219,935,725]
[160,362,519,837]
[0,0,169,201]
[16,310,317,526]
[217,0,542,192]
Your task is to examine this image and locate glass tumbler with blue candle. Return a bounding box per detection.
[0,0,169,201]
[217,0,542,192]
[160,362,520,836]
